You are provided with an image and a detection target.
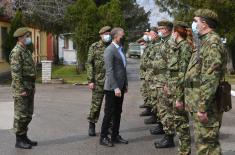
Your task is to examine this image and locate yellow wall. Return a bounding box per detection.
[40,31,48,60]
[0,23,50,74]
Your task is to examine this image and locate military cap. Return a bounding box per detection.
[99,26,111,34]
[158,20,173,28]
[194,9,218,22]
[13,27,30,37]
[173,21,189,28]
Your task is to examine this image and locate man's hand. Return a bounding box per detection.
[175,100,184,110]
[20,91,27,97]
[197,112,208,124]
[88,83,95,90]
[115,88,122,97]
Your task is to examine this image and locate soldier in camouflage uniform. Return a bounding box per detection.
[168,21,193,155]
[153,20,176,148]
[139,29,153,116]
[9,27,37,149]
[185,9,226,155]
[142,28,163,125]
[87,26,112,136]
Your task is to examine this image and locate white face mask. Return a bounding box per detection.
[191,21,199,34]
[102,34,111,43]
[24,37,32,45]
[143,35,149,42]
[158,32,164,38]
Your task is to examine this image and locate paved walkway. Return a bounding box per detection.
[0,58,235,155]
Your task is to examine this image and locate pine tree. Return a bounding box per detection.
[66,0,100,72]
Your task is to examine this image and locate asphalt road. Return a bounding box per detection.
[0,58,235,155]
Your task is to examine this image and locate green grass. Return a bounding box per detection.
[36,65,88,84]
[52,65,88,84]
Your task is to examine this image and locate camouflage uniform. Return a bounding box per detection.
[140,43,152,108]
[148,40,162,118]
[185,31,226,155]
[168,39,192,155]
[87,40,108,123]
[10,44,36,136]
[153,35,175,135]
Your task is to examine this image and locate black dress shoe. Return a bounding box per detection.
[100,137,113,147]
[150,123,165,135]
[112,135,128,144]
[154,134,175,148]
[15,135,32,149]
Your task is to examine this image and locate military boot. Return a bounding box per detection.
[139,107,152,117]
[88,122,96,136]
[154,134,175,148]
[23,134,38,146]
[144,115,157,124]
[15,135,32,149]
[150,122,165,135]
[139,104,150,108]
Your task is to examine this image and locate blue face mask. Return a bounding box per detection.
[191,22,199,34]
[24,37,32,45]
[158,32,164,38]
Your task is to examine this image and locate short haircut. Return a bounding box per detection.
[200,17,217,29]
[110,27,124,39]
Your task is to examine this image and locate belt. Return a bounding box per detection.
[184,80,200,88]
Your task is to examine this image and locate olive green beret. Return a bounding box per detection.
[158,20,173,28]
[173,21,189,28]
[194,9,218,22]
[13,27,30,37]
[99,26,111,34]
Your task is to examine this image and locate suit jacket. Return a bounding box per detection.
[104,43,128,91]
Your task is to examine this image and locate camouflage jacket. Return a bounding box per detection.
[9,44,36,97]
[87,40,108,85]
[152,35,171,87]
[139,44,149,79]
[198,31,226,112]
[140,42,155,80]
[185,31,226,112]
[167,39,192,101]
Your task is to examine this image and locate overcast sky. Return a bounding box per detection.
[136,0,171,26]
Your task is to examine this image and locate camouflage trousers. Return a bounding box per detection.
[169,83,191,155]
[155,87,175,135]
[140,80,151,107]
[87,84,104,123]
[149,84,160,122]
[172,97,191,155]
[191,109,222,155]
[13,90,34,135]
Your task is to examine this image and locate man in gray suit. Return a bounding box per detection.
[100,27,128,147]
